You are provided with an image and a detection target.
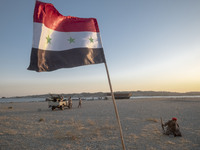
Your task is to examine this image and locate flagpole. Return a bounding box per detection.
[104,62,126,150]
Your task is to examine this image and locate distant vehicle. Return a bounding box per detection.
[106,92,132,100]
[46,95,72,110]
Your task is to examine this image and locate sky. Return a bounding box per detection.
[0,0,200,97]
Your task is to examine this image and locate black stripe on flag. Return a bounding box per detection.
[28,48,105,72]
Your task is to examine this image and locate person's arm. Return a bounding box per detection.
[164,121,170,127]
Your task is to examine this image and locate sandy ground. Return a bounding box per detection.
[0,97,200,150]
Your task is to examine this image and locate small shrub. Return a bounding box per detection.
[87,119,96,126]
[39,118,45,122]
[146,118,159,123]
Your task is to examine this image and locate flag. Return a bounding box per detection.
[28,1,105,72]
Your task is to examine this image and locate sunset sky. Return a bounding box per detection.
[0,0,200,97]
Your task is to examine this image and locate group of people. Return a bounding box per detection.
[67,96,82,108]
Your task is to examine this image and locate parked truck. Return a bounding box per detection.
[46,95,72,111]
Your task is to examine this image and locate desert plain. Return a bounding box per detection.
[0,97,200,150]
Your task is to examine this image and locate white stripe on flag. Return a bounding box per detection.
[32,22,103,51]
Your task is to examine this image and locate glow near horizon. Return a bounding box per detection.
[0,0,200,97]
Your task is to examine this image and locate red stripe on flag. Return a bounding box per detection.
[34,1,100,32]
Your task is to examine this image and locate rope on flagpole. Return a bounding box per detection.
[104,62,126,150]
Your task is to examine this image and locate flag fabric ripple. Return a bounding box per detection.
[28,1,105,72]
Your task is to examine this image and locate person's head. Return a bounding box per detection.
[172,117,177,121]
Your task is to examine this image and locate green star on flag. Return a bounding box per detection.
[89,37,94,43]
[68,37,75,43]
[46,35,52,44]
